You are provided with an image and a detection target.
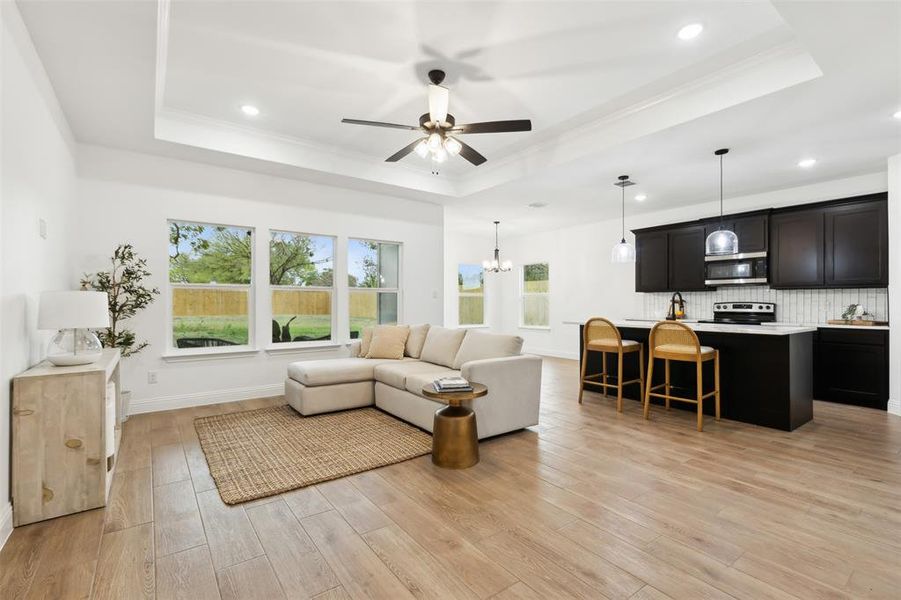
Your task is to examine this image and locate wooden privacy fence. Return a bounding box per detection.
[173,287,379,318]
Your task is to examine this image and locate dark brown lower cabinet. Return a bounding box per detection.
[814,328,889,410]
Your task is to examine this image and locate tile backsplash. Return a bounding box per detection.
[642,286,888,324]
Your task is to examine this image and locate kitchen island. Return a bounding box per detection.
[573,320,817,431]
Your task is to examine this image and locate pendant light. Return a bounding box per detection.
[483,220,512,273]
[705,148,739,255]
[611,175,636,263]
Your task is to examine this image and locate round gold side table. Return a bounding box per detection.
[421,382,488,469]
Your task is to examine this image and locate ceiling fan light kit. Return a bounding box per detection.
[341,69,531,167]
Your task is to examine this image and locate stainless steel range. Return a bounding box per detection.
[698,302,776,325]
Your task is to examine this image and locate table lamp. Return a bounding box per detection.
[38,291,110,366]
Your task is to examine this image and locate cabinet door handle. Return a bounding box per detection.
[13,409,34,416]
[65,439,83,450]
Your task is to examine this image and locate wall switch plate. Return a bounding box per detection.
[39,219,47,239]
[147,371,158,384]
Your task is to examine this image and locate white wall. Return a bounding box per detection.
[442,230,502,331]
[75,145,445,413]
[888,154,900,416]
[475,172,888,359]
[1,2,79,548]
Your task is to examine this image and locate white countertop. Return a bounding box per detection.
[565,318,889,334]
[562,319,816,335]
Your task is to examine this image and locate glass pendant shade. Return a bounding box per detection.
[705,228,739,255]
[611,239,636,263]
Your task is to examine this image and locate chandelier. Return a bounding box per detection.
[483,221,512,273]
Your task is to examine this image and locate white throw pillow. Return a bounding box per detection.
[452,330,524,369]
[366,325,410,360]
[419,326,467,368]
[404,324,431,358]
[359,327,373,357]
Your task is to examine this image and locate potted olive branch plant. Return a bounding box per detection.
[81,244,159,415]
[81,244,160,356]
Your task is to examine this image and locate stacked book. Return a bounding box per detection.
[433,376,473,393]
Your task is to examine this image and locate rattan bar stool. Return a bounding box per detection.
[579,318,645,412]
[643,321,720,431]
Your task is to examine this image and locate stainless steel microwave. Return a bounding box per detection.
[704,252,768,286]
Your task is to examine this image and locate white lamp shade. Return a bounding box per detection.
[38,291,110,330]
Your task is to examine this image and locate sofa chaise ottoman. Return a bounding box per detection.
[285,325,541,439]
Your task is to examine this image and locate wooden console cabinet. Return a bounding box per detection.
[12,349,122,526]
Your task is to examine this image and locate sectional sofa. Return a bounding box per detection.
[285,325,542,439]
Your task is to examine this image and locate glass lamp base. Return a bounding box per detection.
[47,328,104,366]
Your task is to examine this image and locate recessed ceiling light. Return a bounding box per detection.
[634,194,647,202]
[240,105,260,117]
[677,23,703,40]
[798,158,817,168]
[893,110,901,120]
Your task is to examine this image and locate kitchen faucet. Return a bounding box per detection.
[667,292,686,320]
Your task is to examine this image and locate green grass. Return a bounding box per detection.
[172,314,381,345]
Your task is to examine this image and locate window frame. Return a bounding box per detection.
[268,230,338,350]
[347,237,403,339]
[519,262,550,330]
[457,263,487,328]
[166,219,256,356]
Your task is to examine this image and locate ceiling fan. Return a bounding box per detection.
[341,69,531,166]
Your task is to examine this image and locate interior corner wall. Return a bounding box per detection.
[1,2,79,548]
[73,145,444,414]
[887,153,900,416]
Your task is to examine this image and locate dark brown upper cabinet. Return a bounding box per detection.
[770,208,825,288]
[703,213,768,254]
[667,225,707,291]
[635,230,668,292]
[823,196,888,287]
[770,193,887,289]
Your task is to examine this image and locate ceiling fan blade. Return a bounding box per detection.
[457,140,487,166]
[449,120,532,134]
[427,84,449,124]
[341,118,419,131]
[385,139,424,162]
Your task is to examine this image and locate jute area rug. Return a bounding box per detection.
[194,405,432,504]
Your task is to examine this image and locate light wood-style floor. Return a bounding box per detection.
[2,356,901,599]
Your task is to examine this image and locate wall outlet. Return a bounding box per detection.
[39,218,47,239]
[147,371,158,384]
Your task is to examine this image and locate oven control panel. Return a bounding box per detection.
[713,302,775,314]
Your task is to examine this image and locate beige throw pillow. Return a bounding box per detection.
[366,325,410,360]
[404,324,431,358]
[359,327,374,357]
[452,331,524,369]
[419,326,467,368]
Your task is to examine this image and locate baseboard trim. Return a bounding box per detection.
[888,398,901,416]
[0,502,13,552]
[129,383,285,415]
[526,347,580,361]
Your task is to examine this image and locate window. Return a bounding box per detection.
[521,263,549,328]
[458,264,485,326]
[270,231,335,344]
[169,221,253,349]
[348,239,400,338]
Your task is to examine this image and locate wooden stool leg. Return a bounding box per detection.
[664,359,671,410]
[643,356,654,420]
[602,352,608,397]
[696,359,704,432]
[578,347,588,404]
[616,349,624,413]
[638,344,645,409]
[715,350,721,421]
